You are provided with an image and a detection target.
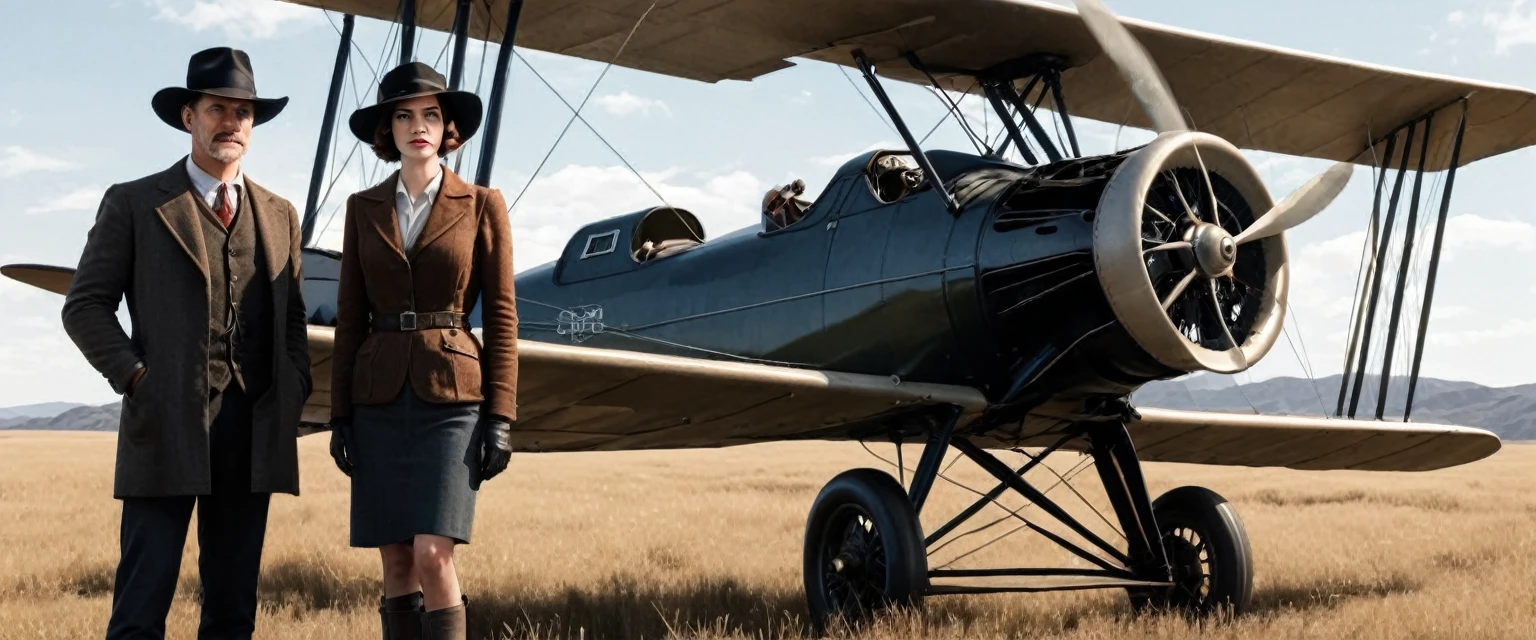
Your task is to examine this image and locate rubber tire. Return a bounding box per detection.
[1128,485,1254,618]
[803,468,928,633]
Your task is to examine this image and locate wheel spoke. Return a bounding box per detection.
[1144,240,1191,255]
[1145,201,1177,226]
[1209,280,1248,367]
[1161,270,1199,310]
[1167,171,1200,225]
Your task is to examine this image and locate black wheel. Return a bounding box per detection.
[803,468,927,633]
[1128,485,1254,617]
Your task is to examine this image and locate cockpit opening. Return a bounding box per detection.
[762,178,814,232]
[632,206,706,263]
[865,151,925,204]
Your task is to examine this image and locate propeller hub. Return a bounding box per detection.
[1192,223,1236,277]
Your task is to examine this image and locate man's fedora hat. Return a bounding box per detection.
[152,47,289,131]
[348,62,483,144]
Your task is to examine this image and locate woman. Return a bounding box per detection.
[327,61,518,640]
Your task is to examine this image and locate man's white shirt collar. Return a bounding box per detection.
[185,155,246,212]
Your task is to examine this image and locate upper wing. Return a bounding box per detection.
[280,0,1536,169]
[305,327,1501,471]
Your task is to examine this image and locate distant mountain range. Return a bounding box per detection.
[0,401,84,422]
[4,373,1534,441]
[0,402,120,431]
[1133,373,1536,441]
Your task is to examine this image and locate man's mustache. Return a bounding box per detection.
[212,133,246,145]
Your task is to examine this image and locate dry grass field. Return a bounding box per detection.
[1,430,1532,639]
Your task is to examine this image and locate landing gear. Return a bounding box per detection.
[799,407,1254,633]
[802,468,927,633]
[1127,486,1254,616]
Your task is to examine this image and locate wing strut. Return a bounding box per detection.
[1405,103,1468,420]
[853,49,960,214]
[475,0,524,186]
[1046,70,1082,158]
[397,0,417,64]
[1375,111,1435,420]
[300,13,354,247]
[989,79,1062,163]
[980,79,1039,165]
[1346,120,1415,418]
[1336,101,1469,420]
[448,0,473,89]
[1335,132,1397,417]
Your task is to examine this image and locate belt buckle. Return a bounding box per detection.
[399,311,417,331]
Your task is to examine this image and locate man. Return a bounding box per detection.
[761,178,810,231]
[61,47,311,639]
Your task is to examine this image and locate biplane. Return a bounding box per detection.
[6,0,1535,630]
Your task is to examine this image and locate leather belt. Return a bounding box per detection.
[370,311,466,331]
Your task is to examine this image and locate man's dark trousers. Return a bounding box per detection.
[105,385,270,640]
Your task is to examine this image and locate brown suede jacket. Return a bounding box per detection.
[329,166,518,423]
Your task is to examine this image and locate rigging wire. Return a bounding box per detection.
[918,85,985,155]
[919,80,987,153]
[510,51,672,216]
[1338,135,1386,411]
[457,2,496,178]
[837,64,900,137]
[506,0,663,215]
[314,9,398,243]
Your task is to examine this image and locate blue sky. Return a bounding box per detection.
[3,0,1536,406]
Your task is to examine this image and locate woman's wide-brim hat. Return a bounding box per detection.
[152,47,288,131]
[348,62,484,145]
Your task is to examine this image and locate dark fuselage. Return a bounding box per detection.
[302,149,1179,412]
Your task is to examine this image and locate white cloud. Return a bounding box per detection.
[27,186,105,215]
[1247,154,1334,198]
[594,91,671,118]
[1432,317,1536,347]
[1449,10,1467,25]
[1480,0,1536,53]
[149,0,319,39]
[0,147,79,178]
[1288,230,1372,321]
[808,141,900,167]
[4,110,19,127]
[0,274,41,304]
[1442,213,1536,255]
[792,90,813,106]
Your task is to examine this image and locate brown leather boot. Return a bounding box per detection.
[380,591,424,640]
[423,596,467,640]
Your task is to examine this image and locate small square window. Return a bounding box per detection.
[581,230,618,258]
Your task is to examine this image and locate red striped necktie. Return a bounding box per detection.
[216,183,234,228]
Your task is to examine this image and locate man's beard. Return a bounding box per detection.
[198,131,247,163]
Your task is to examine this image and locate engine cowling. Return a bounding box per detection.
[971,131,1288,407]
[1094,131,1286,374]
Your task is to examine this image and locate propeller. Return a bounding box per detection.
[1072,0,1185,134]
[1072,0,1354,244]
[1232,161,1354,244]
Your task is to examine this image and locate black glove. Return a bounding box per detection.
[329,417,353,477]
[480,417,512,481]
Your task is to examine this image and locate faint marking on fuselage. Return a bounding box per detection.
[557,305,606,342]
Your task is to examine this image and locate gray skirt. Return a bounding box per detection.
[348,383,482,548]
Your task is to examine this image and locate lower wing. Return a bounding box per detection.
[304,326,1500,471]
[0,263,1502,473]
